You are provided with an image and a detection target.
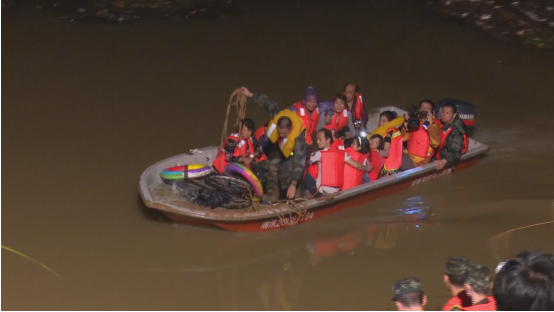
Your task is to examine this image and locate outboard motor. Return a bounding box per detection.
[436,99,475,136]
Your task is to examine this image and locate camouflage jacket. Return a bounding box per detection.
[253,93,308,184]
[440,118,466,166]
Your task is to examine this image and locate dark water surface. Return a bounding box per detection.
[2,1,554,310]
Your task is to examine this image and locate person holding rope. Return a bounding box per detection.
[241,87,308,204]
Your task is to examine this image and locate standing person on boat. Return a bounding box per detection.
[289,86,321,145]
[213,118,262,174]
[241,87,307,203]
[391,278,427,311]
[375,111,403,177]
[435,102,468,171]
[458,265,496,311]
[342,135,371,190]
[442,257,473,311]
[400,100,442,170]
[343,82,369,129]
[304,129,371,196]
[319,94,356,140]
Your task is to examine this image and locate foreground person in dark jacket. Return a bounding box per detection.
[241,87,308,203]
[436,102,466,170]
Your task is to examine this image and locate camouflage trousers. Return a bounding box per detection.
[262,157,304,202]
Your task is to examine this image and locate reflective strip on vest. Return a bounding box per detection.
[267,123,277,138]
[280,138,288,149]
[299,108,305,116]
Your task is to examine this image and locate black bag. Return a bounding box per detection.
[192,188,230,209]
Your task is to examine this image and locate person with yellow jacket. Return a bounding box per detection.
[241,87,308,204]
[400,100,442,170]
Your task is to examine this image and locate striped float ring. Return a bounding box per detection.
[224,163,264,198]
[160,164,213,181]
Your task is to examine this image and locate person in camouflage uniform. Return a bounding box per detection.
[391,277,427,311]
[436,102,467,170]
[457,264,496,311]
[241,87,308,203]
[443,257,473,311]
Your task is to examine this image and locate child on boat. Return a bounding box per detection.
[375,111,403,177]
[368,134,385,182]
[342,135,372,191]
[304,129,371,196]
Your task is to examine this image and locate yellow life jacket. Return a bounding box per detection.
[266,109,305,159]
[368,116,405,138]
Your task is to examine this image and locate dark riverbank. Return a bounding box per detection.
[427,0,554,49]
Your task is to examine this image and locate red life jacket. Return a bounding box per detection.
[435,124,469,160]
[368,149,383,182]
[232,136,256,168]
[407,124,433,158]
[320,149,345,188]
[325,109,350,134]
[292,101,319,145]
[461,297,496,311]
[253,125,268,162]
[331,138,345,151]
[342,146,368,190]
[213,133,239,174]
[384,128,403,171]
[342,92,366,124]
[308,148,346,188]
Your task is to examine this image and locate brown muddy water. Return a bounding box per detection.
[2,0,554,310]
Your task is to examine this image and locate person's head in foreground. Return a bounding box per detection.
[392,277,427,311]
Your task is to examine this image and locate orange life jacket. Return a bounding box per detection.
[325,109,350,134]
[368,149,383,182]
[253,125,268,161]
[443,291,472,311]
[342,146,368,191]
[342,92,366,124]
[213,133,239,174]
[435,124,469,160]
[331,138,345,151]
[232,136,255,164]
[460,297,496,311]
[407,124,433,158]
[292,101,320,145]
[383,128,403,171]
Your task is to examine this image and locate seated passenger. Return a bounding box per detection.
[319,94,356,138]
[304,129,371,196]
[368,134,385,182]
[213,118,261,174]
[342,135,372,190]
[343,82,369,129]
[289,86,320,145]
[375,111,403,177]
[400,99,442,170]
[435,103,469,170]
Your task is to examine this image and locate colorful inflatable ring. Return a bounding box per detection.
[224,163,264,198]
[368,116,405,138]
[160,164,212,181]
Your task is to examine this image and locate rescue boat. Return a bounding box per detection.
[139,105,489,232]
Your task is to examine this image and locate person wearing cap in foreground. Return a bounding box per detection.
[456,264,496,311]
[442,257,473,311]
[391,277,427,311]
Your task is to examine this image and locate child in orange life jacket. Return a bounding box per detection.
[368,134,385,182]
[213,118,263,174]
[303,129,372,197]
[376,111,403,177]
[342,135,372,190]
[320,94,356,139]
